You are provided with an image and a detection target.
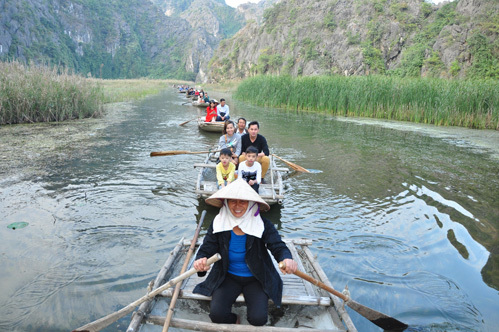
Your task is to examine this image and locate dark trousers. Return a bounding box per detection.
[250,182,259,193]
[209,273,268,326]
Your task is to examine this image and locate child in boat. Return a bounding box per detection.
[216,148,236,189]
[205,100,218,122]
[237,146,261,193]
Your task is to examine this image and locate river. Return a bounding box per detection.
[1,88,498,332]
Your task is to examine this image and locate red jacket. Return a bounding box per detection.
[206,107,217,122]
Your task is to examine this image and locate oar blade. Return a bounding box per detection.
[347,299,408,331]
[272,154,311,173]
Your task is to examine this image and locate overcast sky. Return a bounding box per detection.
[225,0,448,8]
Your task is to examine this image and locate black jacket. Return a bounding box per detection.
[193,217,292,307]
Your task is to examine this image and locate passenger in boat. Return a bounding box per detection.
[203,93,210,103]
[216,148,236,189]
[236,117,248,135]
[216,98,230,121]
[205,100,218,122]
[193,179,297,326]
[218,121,241,166]
[197,92,204,104]
[239,121,270,179]
[238,146,261,193]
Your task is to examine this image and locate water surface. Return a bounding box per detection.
[0,89,498,332]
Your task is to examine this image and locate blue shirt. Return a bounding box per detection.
[228,231,253,277]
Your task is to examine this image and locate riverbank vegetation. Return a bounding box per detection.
[98,79,186,103]
[0,61,103,125]
[0,61,191,125]
[235,75,499,130]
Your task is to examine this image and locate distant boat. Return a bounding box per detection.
[197,117,225,133]
[192,101,210,107]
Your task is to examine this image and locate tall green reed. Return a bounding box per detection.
[235,75,499,130]
[0,61,103,125]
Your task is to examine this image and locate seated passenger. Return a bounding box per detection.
[206,100,218,122]
[216,148,236,189]
[239,121,270,179]
[236,117,247,136]
[218,121,241,166]
[216,98,230,122]
[238,146,261,193]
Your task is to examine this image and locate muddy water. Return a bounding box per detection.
[0,89,498,332]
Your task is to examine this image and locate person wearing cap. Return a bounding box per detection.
[216,98,230,121]
[193,179,297,326]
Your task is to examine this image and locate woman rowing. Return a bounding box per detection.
[193,179,297,326]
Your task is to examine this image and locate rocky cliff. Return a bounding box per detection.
[151,0,247,82]
[0,0,195,79]
[207,0,499,81]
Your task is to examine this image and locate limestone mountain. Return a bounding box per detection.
[207,0,499,81]
[150,0,246,81]
[0,0,199,79]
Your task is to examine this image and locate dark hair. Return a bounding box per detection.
[220,148,232,157]
[248,121,259,129]
[210,100,216,104]
[238,117,246,124]
[220,98,225,102]
[246,146,258,155]
[223,121,235,134]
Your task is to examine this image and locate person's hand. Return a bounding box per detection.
[194,257,210,272]
[258,152,265,158]
[248,179,255,185]
[279,259,297,274]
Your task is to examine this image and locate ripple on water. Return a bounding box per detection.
[402,271,483,331]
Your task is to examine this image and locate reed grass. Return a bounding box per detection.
[0,61,103,125]
[235,75,499,130]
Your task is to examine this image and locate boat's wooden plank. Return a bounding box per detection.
[147,316,339,332]
[127,239,184,332]
[195,189,284,200]
[181,238,313,246]
[286,242,316,298]
[160,289,330,306]
[302,246,357,332]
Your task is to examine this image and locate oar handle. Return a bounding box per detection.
[278,261,348,302]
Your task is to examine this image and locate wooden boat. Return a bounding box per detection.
[186,94,196,99]
[197,117,225,133]
[126,237,357,331]
[179,90,187,94]
[194,150,286,205]
[192,101,210,107]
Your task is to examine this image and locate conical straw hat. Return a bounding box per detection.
[205,178,270,211]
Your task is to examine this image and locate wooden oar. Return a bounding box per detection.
[162,211,206,332]
[72,253,221,332]
[150,149,221,157]
[272,154,311,173]
[179,117,199,126]
[279,262,408,331]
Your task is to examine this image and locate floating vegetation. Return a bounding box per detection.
[7,222,29,230]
